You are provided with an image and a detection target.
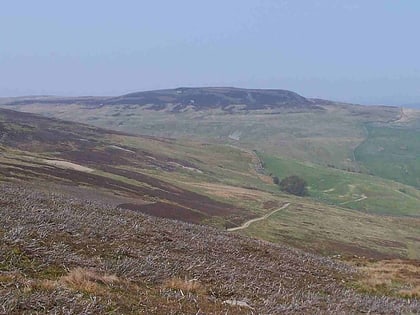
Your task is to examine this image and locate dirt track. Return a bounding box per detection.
[227,202,290,231]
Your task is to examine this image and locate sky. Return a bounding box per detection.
[1,0,420,105]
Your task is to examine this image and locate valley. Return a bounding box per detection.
[0,88,419,313]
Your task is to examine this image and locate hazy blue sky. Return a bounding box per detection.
[1,0,420,105]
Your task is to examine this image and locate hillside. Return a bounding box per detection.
[0,89,398,159]
[0,108,256,227]
[1,107,419,258]
[1,182,419,314]
[1,88,418,190]
[0,107,419,313]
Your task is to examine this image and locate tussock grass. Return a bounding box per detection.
[163,277,203,293]
[356,259,420,298]
[60,267,121,293]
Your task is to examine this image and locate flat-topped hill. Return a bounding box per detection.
[105,87,321,111]
[1,87,323,112]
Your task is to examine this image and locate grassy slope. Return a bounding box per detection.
[8,103,420,194]
[261,153,420,217]
[0,108,419,260]
[241,199,420,259]
[112,133,420,259]
[0,102,400,172]
[2,147,416,261]
[1,109,420,312]
[355,124,420,188]
[0,108,265,226]
[6,101,419,192]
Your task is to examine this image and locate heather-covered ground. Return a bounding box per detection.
[1,183,418,314]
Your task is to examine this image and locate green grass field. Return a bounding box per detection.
[355,124,420,188]
[261,153,420,217]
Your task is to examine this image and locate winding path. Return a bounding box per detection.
[227,202,290,232]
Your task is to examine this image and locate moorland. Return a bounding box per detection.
[0,87,419,313]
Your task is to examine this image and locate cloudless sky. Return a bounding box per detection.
[1,0,420,105]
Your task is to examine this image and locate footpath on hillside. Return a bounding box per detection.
[227,202,290,232]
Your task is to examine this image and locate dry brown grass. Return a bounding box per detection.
[356,259,420,298]
[163,277,203,293]
[34,279,59,291]
[60,267,121,294]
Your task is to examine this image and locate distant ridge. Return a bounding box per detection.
[105,87,320,111]
[2,87,324,112]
